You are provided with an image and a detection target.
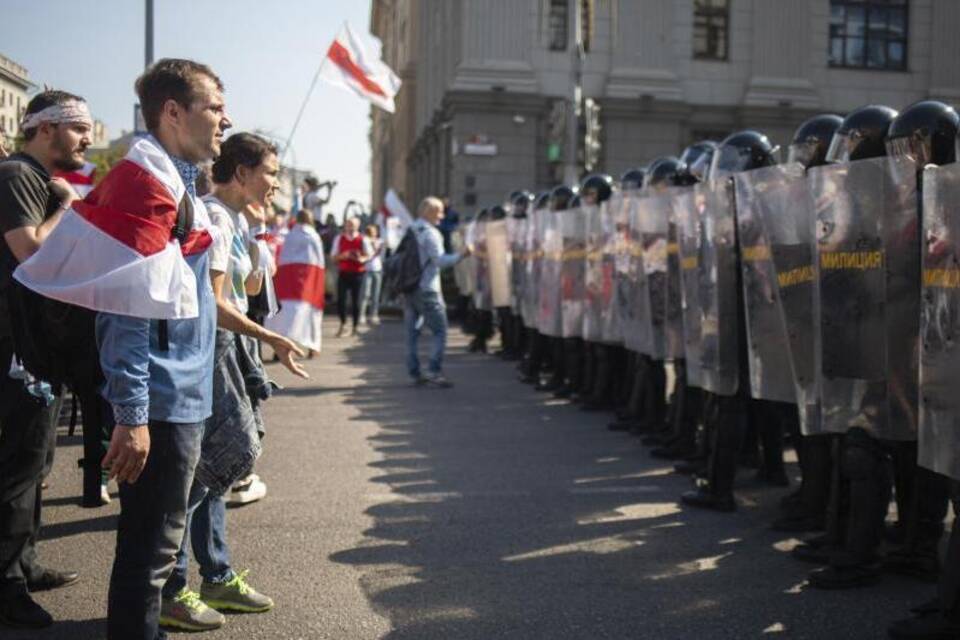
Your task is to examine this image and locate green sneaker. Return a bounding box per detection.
[159,588,225,631]
[200,570,274,613]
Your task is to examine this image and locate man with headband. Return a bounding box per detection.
[0,90,90,629]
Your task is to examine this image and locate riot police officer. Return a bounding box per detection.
[520,191,555,384]
[501,190,535,361]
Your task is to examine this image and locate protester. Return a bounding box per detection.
[0,89,88,630]
[404,196,470,387]
[359,223,384,325]
[267,207,327,356]
[331,216,370,336]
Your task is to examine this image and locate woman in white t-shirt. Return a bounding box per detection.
[359,224,385,324]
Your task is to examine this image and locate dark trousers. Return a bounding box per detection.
[0,339,59,601]
[107,420,203,640]
[337,272,363,328]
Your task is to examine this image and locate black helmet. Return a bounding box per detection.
[579,173,614,204]
[826,104,898,163]
[489,204,508,221]
[711,130,780,176]
[570,194,583,208]
[677,141,718,185]
[788,114,844,168]
[509,190,535,217]
[550,185,577,211]
[885,100,959,168]
[619,168,647,190]
[644,156,683,189]
[476,207,490,221]
[534,190,552,210]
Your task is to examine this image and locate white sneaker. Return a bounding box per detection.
[228,475,267,505]
[371,316,381,325]
[100,483,111,505]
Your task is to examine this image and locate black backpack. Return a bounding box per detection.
[384,227,426,297]
[5,192,193,387]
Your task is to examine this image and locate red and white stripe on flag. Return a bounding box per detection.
[266,223,326,351]
[13,136,215,320]
[55,161,97,198]
[320,23,401,113]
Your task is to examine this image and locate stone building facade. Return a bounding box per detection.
[370,0,960,213]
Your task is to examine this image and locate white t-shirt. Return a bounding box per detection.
[366,237,384,272]
[204,195,253,314]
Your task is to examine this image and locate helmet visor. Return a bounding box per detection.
[688,152,714,182]
[886,135,932,168]
[788,141,818,168]
[825,131,860,164]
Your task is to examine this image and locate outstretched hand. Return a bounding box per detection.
[269,335,310,378]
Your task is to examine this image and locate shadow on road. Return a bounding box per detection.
[328,320,927,640]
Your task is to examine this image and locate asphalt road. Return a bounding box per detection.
[7,317,930,639]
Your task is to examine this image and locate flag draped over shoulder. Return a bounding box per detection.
[320,22,401,113]
[55,161,97,198]
[13,136,214,320]
[266,223,326,351]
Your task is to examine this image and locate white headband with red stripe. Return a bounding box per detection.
[20,100,93,131]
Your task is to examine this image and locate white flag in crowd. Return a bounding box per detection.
[320,23,401,113]
[379,188,412,251]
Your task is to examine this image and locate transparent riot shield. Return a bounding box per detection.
[507,217,526,314]
[522,210,543,327]
[582,204,605,341]
[487,219,511,309]
[622,193,647,354]
[600,200,625,344]
[453,225,476,298]
[733,165,804,406]
[538,212,563,337]
[811,156,919,441]
[674,187,703,387]
[919,163,960,480]
[560,207,587,338]
[664,189,686,360]
[634,191,671,360]
[697,179,740,396]
[737,164,821,433]
[473,219,492,311]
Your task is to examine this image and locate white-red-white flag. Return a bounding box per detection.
[378,188,413,251]
[55,161,97,198]
[266,223,326,351]
[320,23,401,113]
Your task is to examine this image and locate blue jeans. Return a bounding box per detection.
[404,289,447,378]
[162,480,234,599]
[360,270,383,320]
[107,420,203,640]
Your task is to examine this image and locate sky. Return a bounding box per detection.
[4,0,376,220]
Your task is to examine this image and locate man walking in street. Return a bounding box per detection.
[405,196,470,388]
[0,89,89,629]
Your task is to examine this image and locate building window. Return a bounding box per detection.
[548,0,568,51]
[0,90,5,108]
[829,0,908,71]
[693,0,729,61]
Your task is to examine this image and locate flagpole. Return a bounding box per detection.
[281,59,325,165]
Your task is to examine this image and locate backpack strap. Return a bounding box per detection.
[158,193,194,351]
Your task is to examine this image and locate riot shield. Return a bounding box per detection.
[453,225,476,298]
[919,163,960,480]
[599,200,625,344]
[811,156,919,441]
[538,212,563,337]
[674,187,703,387]
[487,219,511,308]
[473,220,492,311]
[560,206,587,338]
[733,165,804,406]
[507,217,526,314]
[582,204,605,341]
[664,189,686,360]
[737,164,821,433]
[522,210,543,327]
[634,191,671,360]
[622,192,647,354]
[696,179,740,396]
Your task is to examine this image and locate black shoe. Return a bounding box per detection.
[755,468,790,487]
[673,458,706,475]
[26,568,80,592]
[790,542,835,565]
[552,386,572,399]
[607,420,635,432]
[579,399,611,412]
[0,593,53,629]
[883,549,941,583]
[651,443,696,460]
[888,612,960,640]
[535,381,561,393]
[808,563,882,590]
[779,488,803,511]
[681,488,736,512]
[911,598,942,616]
[770,513,825,534]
